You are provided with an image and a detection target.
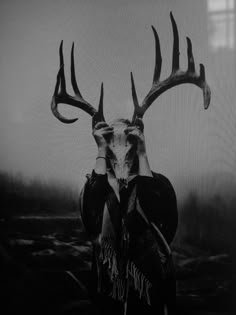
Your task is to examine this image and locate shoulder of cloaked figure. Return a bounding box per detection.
[151,171,177,197]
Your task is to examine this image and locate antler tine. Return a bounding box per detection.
[92,83,105,128]
[131,12,211,121]
[51,41,102,124]
[59,41,67,94]
[170,12,180,75]
[131,72,140,120]
[71,42,83,98]
[151,26,162,84]
[131,26,162,122]
[199,64,211,109]
[186,37,195,73]
[98,82,104,119]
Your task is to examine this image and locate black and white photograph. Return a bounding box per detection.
[0,0,234,314]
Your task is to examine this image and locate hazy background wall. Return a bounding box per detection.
[0,0,235,205]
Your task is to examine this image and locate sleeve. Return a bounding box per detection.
[79,170,109,238]
[136,173,178,244]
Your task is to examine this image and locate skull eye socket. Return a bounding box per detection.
[126,133,138,144]
[126,146,137,160]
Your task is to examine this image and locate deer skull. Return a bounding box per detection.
[106,119,138,184]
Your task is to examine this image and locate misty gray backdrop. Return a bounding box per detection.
[0,0,235,205]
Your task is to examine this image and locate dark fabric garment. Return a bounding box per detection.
[80,171,178,244]
[80,171,178,315]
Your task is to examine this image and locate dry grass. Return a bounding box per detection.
[174,192,234,254]
[0,172,79,217]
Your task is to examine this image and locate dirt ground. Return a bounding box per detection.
[0,216,233,315]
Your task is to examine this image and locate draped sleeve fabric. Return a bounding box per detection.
[79,170,109,238]
[136,172,178,244]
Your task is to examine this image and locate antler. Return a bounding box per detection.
[51,41,105,126]
[131,12,211,122]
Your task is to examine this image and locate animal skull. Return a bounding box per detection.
[106,119,138,184]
